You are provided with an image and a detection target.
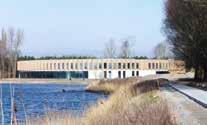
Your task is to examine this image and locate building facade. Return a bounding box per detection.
[17,59,185,79]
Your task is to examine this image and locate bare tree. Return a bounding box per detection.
[154,42,172,59]
[103,39,117,58]
[13,29,24,77]
[0,29,7,79]
[119,40,131,59]
[8,28,15,78]
[0,27,24,78]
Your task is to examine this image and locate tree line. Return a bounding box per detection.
[18,55,97,60]
[164,0,207,81]
[0,28,24,78]
[18,55,148,61]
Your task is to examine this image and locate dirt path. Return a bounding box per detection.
[161,86,207,125]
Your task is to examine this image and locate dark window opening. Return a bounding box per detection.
[71,63,74,69]
[156,71,169,74]
[136,71,139,76]
[99,63,102,69]
[118,71,121,78]
[127,63,130,69]
[104,63,107,69]
[132,71,135,76]
[148,63,151,69]
[136,63,139,69]
[118,63,122,69]
[123,63,126,69]
[123,71,126,78]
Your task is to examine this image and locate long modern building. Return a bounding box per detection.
[17,59,185,79]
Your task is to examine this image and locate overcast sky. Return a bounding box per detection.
[0,0,166,57]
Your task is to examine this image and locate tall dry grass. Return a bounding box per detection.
[86,77,140,94]
[29,78,176,125]
[27,112,81,125]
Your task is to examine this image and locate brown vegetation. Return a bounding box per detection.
[29,78,176,125]
[85,77,140,94]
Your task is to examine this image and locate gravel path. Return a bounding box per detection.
[161,86,207,125]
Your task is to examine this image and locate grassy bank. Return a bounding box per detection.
[28,77,177,125]
[85,77,140,94]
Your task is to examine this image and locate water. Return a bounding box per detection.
[0,83,107,124]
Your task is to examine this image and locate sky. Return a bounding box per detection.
[0,0,166,57]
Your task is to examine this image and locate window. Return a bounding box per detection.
[75,63,78,69]
[127,63,130,69]
[104,63,107,69]
[84,62,88,69]
[156,63,158,69]
[113,63,117,69]
[123,71,126,78]
[152,63,155,69]
[67,63,69,70]
[136,71,139,76]
[104,71,107,78]
[94,63,98,69]
[109,63,112,69]
[99,63,102,69]
[58,63,60,70]
[132,71,135,76]
[132,63,135,69]
[46,63,48,70]
[136,63,139,69]
[80,63,83,69]
[118,71,121,78]
[123,63,126,69]
[118,63,122,69]
[50,63,52,69]
[148,63,151,69]
[159,63,162,69]
[54,63,56,69]
[62,63,65,69]
[71,63,74,69]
